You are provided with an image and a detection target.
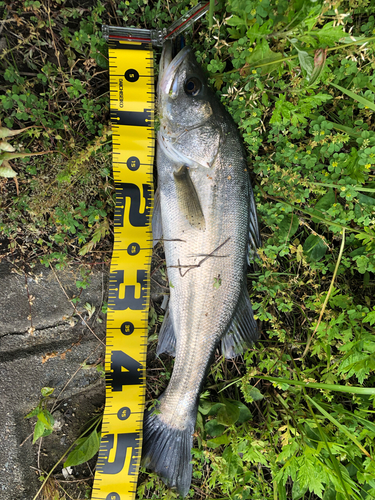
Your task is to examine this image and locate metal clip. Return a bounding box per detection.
[102,1,210,45]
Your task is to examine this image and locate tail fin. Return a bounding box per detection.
[142,407,193,497]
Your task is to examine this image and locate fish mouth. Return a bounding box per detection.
[159,45,191,98]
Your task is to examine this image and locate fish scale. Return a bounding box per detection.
[142,43,261,497]
[159,153,249,417]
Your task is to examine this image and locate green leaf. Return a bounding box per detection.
[25,407,40,419]
[41,387,55,397]
[0,161,17,178]
[1,151,33,161]
[270,95,294,124]
[306,396,372,460]
[315,189,336,212]
[226,15,246,27]
[222,446,242,476]
[198,401,225,416]
[322,485,337,500]
[297,50,314,79]
[292,480,308,500]
[314,22,346,45]
[205,419,226,437]
[247,385,264,401]
[363,309,375,326]
[303,234,328,261]
[227,399,252,424]
[33,419,46,443]
[331,83,375,113]
[278,213,299,240]
[206,433,230,448]
[358,193,375,207]
[63,429,100,467]
[216,399,240,426]
[246,39,283,75]
[311,189,335,223]
[0,126,32,139]
[37,410,55,430]
[255,375,375,394]
[277,480,287,500]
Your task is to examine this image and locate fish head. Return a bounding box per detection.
[158,42,224,169]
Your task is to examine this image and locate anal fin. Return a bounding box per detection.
[221,283,259,359]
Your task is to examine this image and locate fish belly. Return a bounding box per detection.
[157,147,249,429]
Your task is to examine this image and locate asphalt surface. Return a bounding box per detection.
[0,262,107,499]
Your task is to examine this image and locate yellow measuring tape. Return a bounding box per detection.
[92,39,154,500]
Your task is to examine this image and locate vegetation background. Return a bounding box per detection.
[1,0,375,498]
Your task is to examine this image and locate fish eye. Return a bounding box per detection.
[184,77,202,96]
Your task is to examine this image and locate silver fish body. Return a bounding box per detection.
[143,43,261,496]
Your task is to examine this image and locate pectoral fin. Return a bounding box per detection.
[173,165,205,230]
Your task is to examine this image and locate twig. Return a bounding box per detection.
[56,477,93,483]
[45,0,67,94]
[169,237,231,277]
[298,228,346,360]
[20,432,33,447]
[32,419,100,500]
[37,437,42,471]
[49,264,105,346]
[51,342,103,413]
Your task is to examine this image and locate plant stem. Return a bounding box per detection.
[213,36,375,78]
[32,417,101,500]
[299,228,345,359]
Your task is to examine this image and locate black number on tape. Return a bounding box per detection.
[108,350,144,391]
[125,68,139,82]
[106,493,120,500]
[97,433,139,475]
[109,269,147,310]
[115,183,151,227]
[118,407,131,420]
[127,242,140,255]
[126,156,140,171]
[120,321,134,335]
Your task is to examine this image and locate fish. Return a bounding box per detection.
[142,41,261,497]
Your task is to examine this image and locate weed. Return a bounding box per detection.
[3,0,375,499]
[25,387,56,443]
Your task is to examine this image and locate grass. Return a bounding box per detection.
[1,0,375,499]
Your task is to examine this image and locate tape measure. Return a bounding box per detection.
[91,39,154,500]
[93,6,210,498]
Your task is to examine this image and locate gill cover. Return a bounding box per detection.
[158,45,224,169]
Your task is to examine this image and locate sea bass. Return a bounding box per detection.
[142,42,261,496]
